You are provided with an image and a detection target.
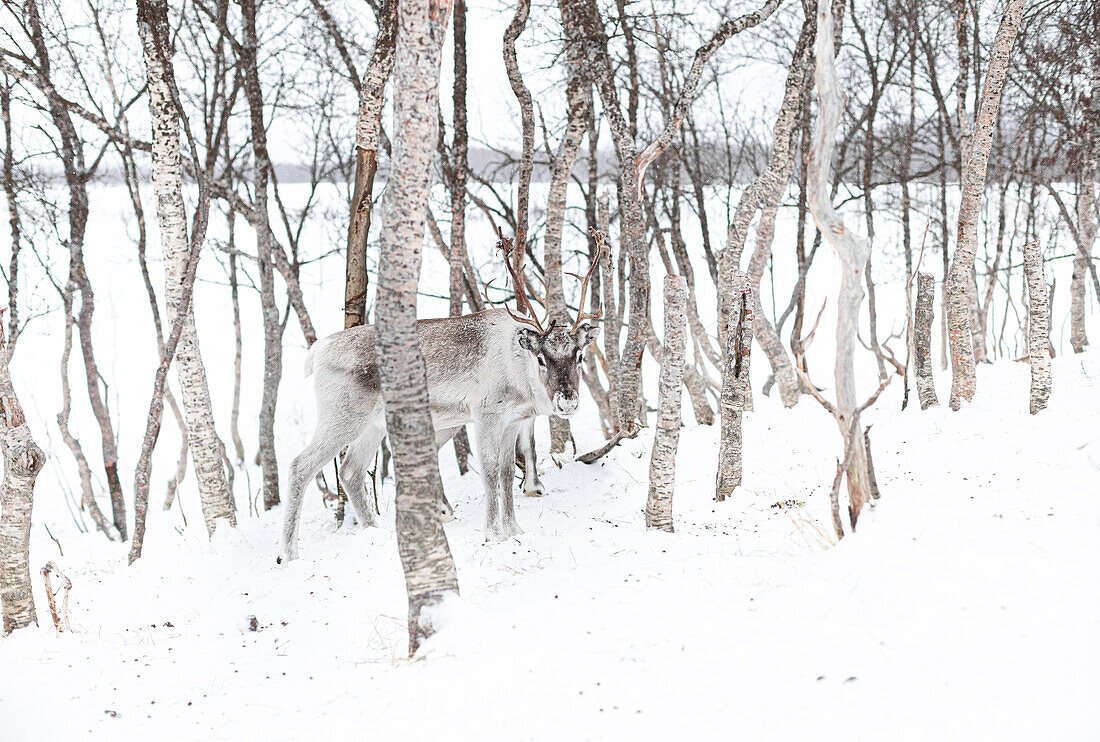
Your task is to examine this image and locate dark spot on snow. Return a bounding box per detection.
[844,676,858,683]
[104,710,119,718]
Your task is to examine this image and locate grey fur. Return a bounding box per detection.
[278,309,598,562]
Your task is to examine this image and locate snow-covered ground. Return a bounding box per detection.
[2,355,1099,740]
[1,183,1098,740]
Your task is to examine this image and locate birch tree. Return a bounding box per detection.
[376,0,459,655]
[645,275,686,532]
[718,7,814,410]
[1022,242,1051,414]
[805,0,875,526]
[240,0,282,510]
[135,0,235,535]
[543,10,591,459]
[715,277,754,501]
[914,272,939,410]
[946,0,1026,410]
[0,316,45,634]
[344,0,396,331]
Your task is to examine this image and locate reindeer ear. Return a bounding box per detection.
[578,323,601,347]
[517,328,541,353]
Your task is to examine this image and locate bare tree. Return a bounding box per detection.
[2,0,129,540]
[805,0,875,526]
[542,10,592,459]
[914,272,939,410]
[719,7,815,410]
[1022,242,1051,414]
[715,278,754,501]
[240,0,282,510]
[0,314,45,634]
[376,0,459,655]
[344,0,396,332]
[645,275,686,532]
[946,0,1026,410]
[134,0,235,536]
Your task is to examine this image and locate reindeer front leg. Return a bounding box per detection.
[517,418,546,497]
[474,414,507,542]
[499,422,524,538]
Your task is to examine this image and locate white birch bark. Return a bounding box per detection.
[946,0,1026,410]
[645,275,686,532]
[914,272,939,410]
[715,275,754,501]
[1022,242,1051,414]
[377,0,459,655]
[718,10,814,409]
[805,0,874,526]
[1071,56,1098,353]
[136,0,235,534]
[0,322,45,634]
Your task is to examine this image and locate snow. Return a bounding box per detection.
[2,353,1098,740]
[1,183,1099,740]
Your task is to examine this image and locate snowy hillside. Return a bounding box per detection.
[1,178,1098,740]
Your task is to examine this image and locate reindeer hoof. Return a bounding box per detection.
[484,523,507,543]
[276,543,298,565]
[524,484,547,498]
[503,519,524,538]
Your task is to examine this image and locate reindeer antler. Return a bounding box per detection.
[496,226,548,335]
[570,229,609,333]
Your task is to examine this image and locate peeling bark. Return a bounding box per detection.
[719,9,814,409]
[805,0,874,527]
[946,0,1025,410]
[1022,243,1051,415]
[715,276,753,501]
[914,272,939,410]
[135,0,235,537]
[0,316,45,634]
[378,0,459,656]
[646,276,686,532]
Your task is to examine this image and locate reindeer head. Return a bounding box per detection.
[495,227,606,419]
[517,319,601,417]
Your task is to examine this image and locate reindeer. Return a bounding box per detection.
[277,230,603,563]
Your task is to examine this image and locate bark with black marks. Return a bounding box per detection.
[715,276,753,502]
[914,272,939,410]
[0,311,45,634]
[646,276,686,532]
[377,0,459,655]
[946,0,1025,410]
[1022,243,1051,415]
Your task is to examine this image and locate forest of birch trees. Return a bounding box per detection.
[0,0,1095,650]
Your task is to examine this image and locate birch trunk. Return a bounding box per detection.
[347,0,396,331]
[23,0,127,540]
[718,10,814,409]
[240,0,282,510]
[645,275,686,532]
[0,322,45,634]
[806,0,874,527]
[544,21,589,458]
[377,0,459,656]
[946,0,1026,410]
[1071,57,1098,353]
[914,272,939,410]
[596,192,620,429]
[448,0,472,474]
[136,0,235,535]
[715,276,754,501]
[1022,243,1051,414]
